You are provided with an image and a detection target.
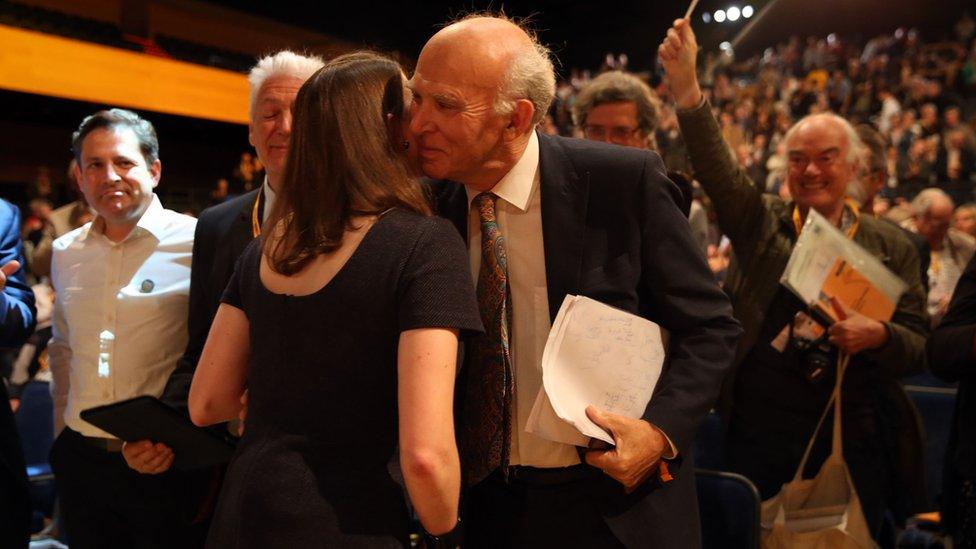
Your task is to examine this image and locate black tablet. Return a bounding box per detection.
[80,395,236,470]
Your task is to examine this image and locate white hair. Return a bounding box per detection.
[248,51,325,115]
[495,40,556,127]
[911,188,954,216]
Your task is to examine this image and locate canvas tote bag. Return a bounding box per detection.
[760,354,877,549]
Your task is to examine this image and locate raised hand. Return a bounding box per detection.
[658,18,703,110]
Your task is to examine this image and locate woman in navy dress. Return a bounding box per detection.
[189,52,481,548]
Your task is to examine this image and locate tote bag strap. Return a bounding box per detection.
[791,353,850,482]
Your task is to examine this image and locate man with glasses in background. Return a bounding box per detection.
[573,71,661,150]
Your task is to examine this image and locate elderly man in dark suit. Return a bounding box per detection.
[121,51,323,472]
[409,15,741,548]
[0,198,36,549]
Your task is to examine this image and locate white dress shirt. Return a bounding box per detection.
[49,195,195,438]
[466,132,581,468]
[261,176,277,224]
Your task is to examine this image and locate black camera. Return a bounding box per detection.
[789,311,835,384]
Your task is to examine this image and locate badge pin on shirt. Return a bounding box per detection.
[140,279,155,293]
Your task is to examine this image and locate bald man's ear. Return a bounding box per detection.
[504,99,536,140]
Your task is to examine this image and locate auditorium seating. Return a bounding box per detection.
[692,410,725,470]
[13,380,56,533]
[695,469,761,549]
[904,384,957,513]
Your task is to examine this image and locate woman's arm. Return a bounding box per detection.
[397,327,461,536]
[189,303,250,426]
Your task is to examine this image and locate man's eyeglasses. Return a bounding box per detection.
[787,151,841,171]
[583,125,642,143]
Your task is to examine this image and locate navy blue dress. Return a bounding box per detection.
[207,209,481,548]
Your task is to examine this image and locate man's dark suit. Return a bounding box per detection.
[0,199,36,549]
[162,189,261,410]
[430,132,742,548]
[155,189,261,531]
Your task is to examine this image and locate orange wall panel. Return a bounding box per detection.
[0,24,248,125]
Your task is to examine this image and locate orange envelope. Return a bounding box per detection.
[816,258,897,323]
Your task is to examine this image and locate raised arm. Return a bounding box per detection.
[659,18,770,260]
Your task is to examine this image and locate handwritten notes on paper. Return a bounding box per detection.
[526,295,665,446]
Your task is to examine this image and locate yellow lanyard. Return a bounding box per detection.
[792,198,861,239]
[251,191,262,238]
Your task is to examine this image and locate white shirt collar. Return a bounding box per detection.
[466,132,540,212]
[262,176,277,224]
[89,194,167,242]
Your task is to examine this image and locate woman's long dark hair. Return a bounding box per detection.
[263,51,430,275]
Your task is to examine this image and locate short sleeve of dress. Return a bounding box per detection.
[221,239,260,311]
[398,217,483,336]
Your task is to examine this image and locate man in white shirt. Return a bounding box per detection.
[48,109,202,548]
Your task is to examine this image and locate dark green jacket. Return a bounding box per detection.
[676,100,930,515]
[676,101,928,391]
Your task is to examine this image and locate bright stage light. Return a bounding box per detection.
[742,5,754,18]
[702,11,712,23]
[727,6,741,21]
[720,41,732,51]
[714,9,726,22]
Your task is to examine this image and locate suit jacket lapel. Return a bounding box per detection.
[427,179,469,242]
[538,132,589,324]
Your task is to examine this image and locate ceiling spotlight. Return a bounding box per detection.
[714,9,726,22]
[727,6,741,21]
[702,11,712,23]
[742,5,754,18]
[719,41,732,51]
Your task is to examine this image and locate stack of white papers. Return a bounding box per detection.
[780,209,907,322]
[526,295,665,446]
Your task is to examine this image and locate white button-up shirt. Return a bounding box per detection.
[466,133,677,467]
[466,132,581,468]
[49,195,195,438]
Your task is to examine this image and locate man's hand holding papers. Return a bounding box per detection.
[583,405,669,492]
[827,301,890,354]
[525,295,675,491]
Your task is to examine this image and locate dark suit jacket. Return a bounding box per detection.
[928,253,976,530]
[161,189,261,412]
[0,198,34,549]
[430,132,742,548]
[0,200,35,348]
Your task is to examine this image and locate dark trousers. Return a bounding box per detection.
[464,468,624,549]
[50,428,208,549]
[0,380,29,549]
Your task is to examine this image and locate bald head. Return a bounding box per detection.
[783,112,863,224]
[912,188,955,246]
[426,17,532,90]
[407,14,555,188]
